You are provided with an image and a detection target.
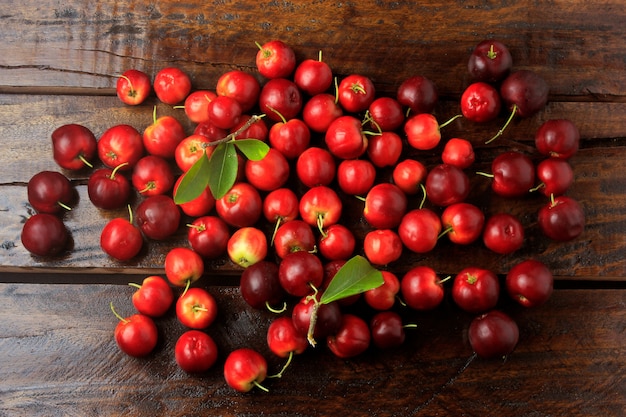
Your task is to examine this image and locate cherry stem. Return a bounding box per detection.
[152,105,158,124]
[437,225,454,240]
[318,50,323,62]
[403,323,419,329]
[475,171,494,179]
[438,114,463,129]
[486,104,518,144]
[201,114,266,149]
[529,182,546,193]
[128,282,142,290]
[317,215,327,238]
[418,183,427,209]
[396,295,407,307]
[268,351,294,379]
[333,77,340,104]
[266,300,288,314]
[181,279,191,298]
[119,74,134,93]
[438,275,453,285]
[267,105,287,124]
[110,162,129,180]
[57,201,72,212]
[253,380,270,393]
[110,302,128,323]
[78,154,94,168]
[487,44,497,60]
[126,204,134,224]
[306,285,321,347]
[270,218,283,246]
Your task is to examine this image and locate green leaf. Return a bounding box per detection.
[320,255,384,304]
[208,142,239,200]
[234,139,270,161]
[173,150,211,204]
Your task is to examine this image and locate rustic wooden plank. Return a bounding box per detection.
[1,1,625,99]
[0,282,624,416]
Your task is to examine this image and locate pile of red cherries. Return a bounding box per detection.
[21,39,585,392]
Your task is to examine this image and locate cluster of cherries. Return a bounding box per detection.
[21,38,585,393]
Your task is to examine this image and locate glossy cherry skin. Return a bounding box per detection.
[116,69,151,106]
[318,223,356,261]
[440,202,485,245]
[302,93,343,133]
[327,314,371,359]
[180,90,215,124]
[538,195,585,241]
[263,188,299,227]
[21,213,69,256]
[482,213,525,255]
[51,123,97,170]
[398,208,442,254]
[490,151,536,197]
[175,330,218,373]
[268,118,311,160]
[153,67,192,105]
[363,229,403,266]
[130,275,174,318]
[278,250,325,297]
[299,186,343,232]
[367,96,405,132]
[336,159,376,196]
[258,78,302,122]
[100,217,143,261]
[392,159,428,195]
[367,131,403,168]
[401,265,444,311]
[425,164,471,207]
[187,215,229,259]
[363,270,401,310]
[267,316,308,358]
[131,155,174,197]
[506,259,554,308]
[442,138,475,169]
[534,119,580,159]
[245,148,290,192]
[142,115,186,159]
[370,311,406,349]
[27,171,74,214]
[293,56,333,96]
[468,310,519,359]
[337,74,376,113]
[98,124,144,171]
[175,287,217,330]
[87,167,131,210]
[404,113,442,151]
[292,294,342,340]
[460,82,502,123]
[467,39,513,83]
[296,147,336,187]
[216,70,261,113]
[256,39,296,79]
[451,267,500,314]
[363,183,408,230]
[396,75,438,115]
[223,348,268,393]
[135,195,181,240]
[215,182,262,228]
[534,158,574,197]
[273,220,317,259]
[500,70,549,118]
[325,115,368,160]
[113,313,158,358]
[240,260,285,310]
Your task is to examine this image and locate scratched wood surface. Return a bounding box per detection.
[0,0,625,416]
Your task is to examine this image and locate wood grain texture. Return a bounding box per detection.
[0,283,624,417]
[1,0,625,99]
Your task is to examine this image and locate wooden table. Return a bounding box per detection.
[1,1,625,415]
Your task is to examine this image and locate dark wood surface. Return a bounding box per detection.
[1,1,625,416]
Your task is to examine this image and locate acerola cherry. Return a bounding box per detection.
[293,51,333,96]
[327,314,371,359]
[135,195,181,240]
[87,165,131,210]
[267,316,308,358]
[21,213,69,257]
[296,147,336,188]
[506,259,554,308]
[392,159,428,195]
[482,213,525,255]
[396,75,438,115]
[175,330,218,373]
[442,138,475,169]
[216,70,261,113]
[130,275,174,318]
[337,74,376,114]
[425,164,470,207]
[263,188,300,238]
[142,111,186,159]
[363,229,403,266]
[538,195,585,241]
[153,67,192,105]
[467,39,513,83]
[401,265,445,311]
[174,176,215,218]
[131,155,174,196]
[533,158,574,197]
[176,287,218,330]
[51,123,97,170]
[440,202,485,245]
[398,208,442,254]
[451,267,500,314]
[299,185,343,234]
[100,212,143,261]
[223,348,268,393]
[164,247,205,287]
[325,115,368,160]
[268,116,311,160]
[278,250,325,297]
[111,305,158,358]
[486,151,536,198]
[27,170,74,214]
[240,260,286,311]
[292,293,342,341]
[318,223,356,261]
[460,82,502,123]
[364,270,401,310]
[227,226,268,268]
[256,39,296,79]
[370,311,407,349]
[336,159,376,196]
[179,90,216,124]
[175,134,214,172]
[116,69,151,106]
[245,148,290,192]
[273,220,316,259]
[187,215,229,259]
[302,93,343,133]
[367,96,405,132]
[367,131,403,168]
[468,310,519,359]
[215,182,262,228]
[363,183,408,230]
[98,124,144,171]
[534,119,580,159]
[258,78,302,122]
